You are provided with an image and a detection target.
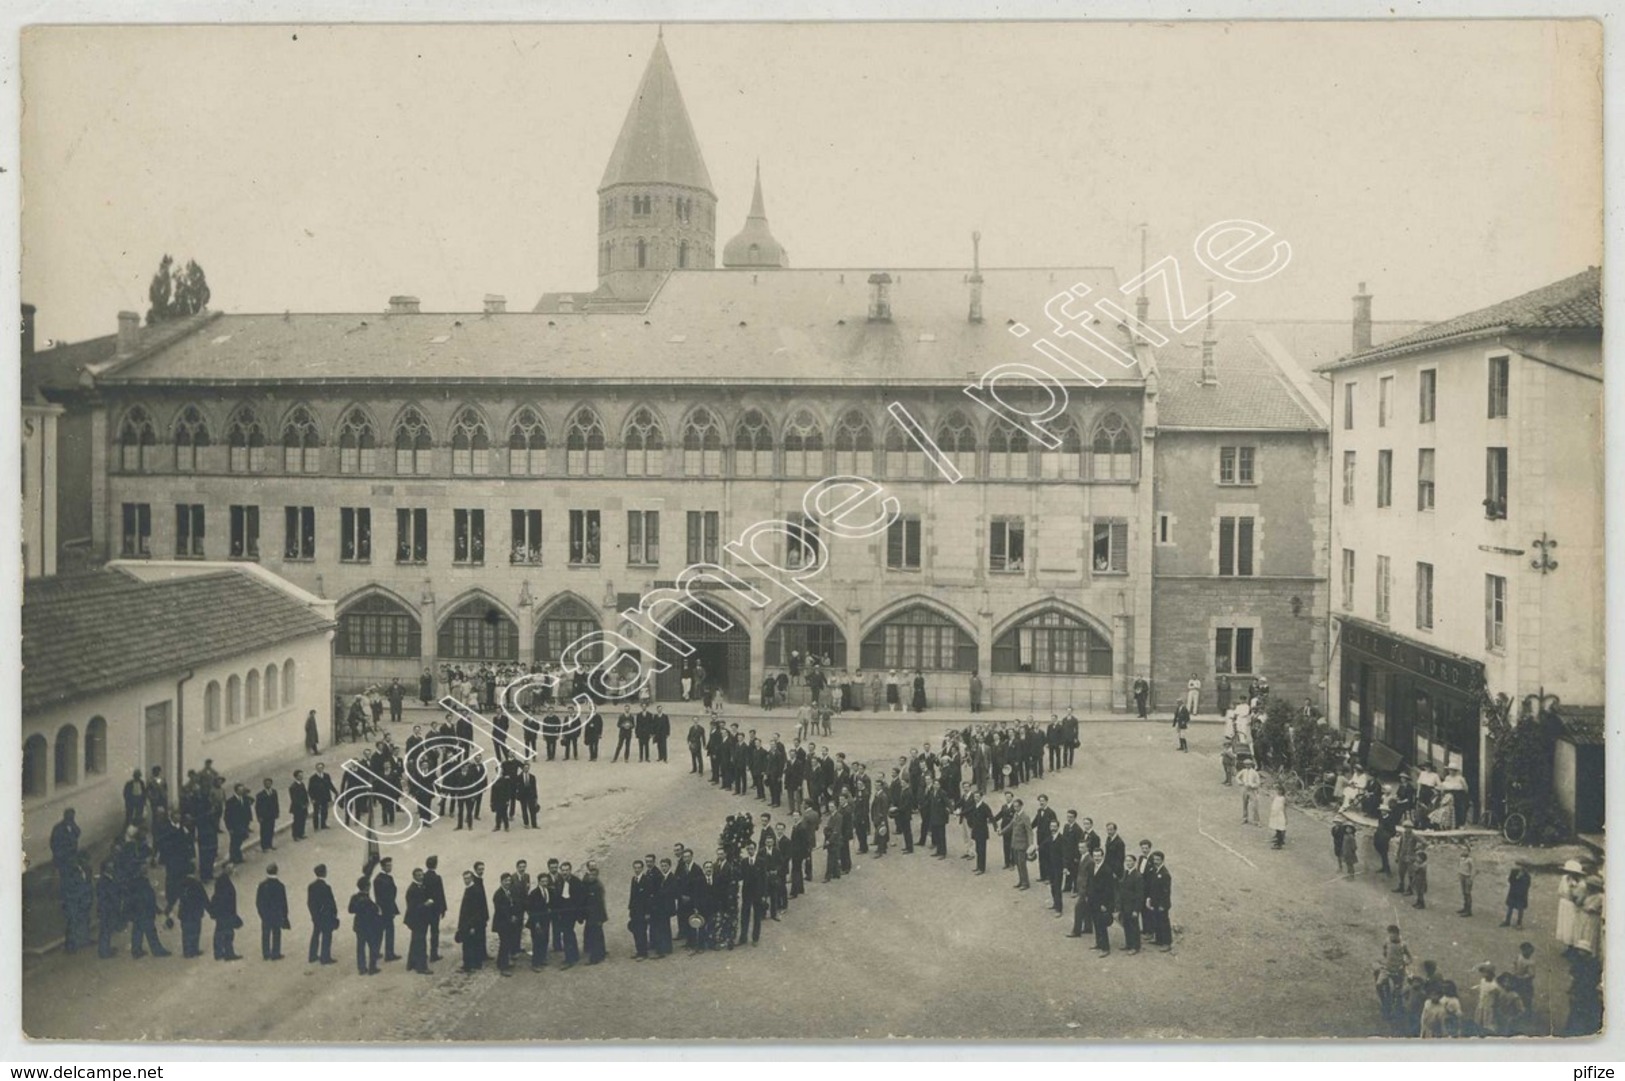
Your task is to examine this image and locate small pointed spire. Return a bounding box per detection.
[749,159,766,219]
[657,23,664,40]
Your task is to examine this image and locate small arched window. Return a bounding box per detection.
[118,407,158,472]
[636,238,648,269]
[450,407,491,476]
[338,408,377,474]
[226,405,266,473]
[833,410,874,476]
[734,409,774,477]
[245,669,261,720]
[508,407,548,476]
[84,717,108,776]
[678,241,690,269]
[1039,415,1083,480]
[937,412,978,477]
[226,674,241,726]
[782,409,825,478]
[1091,412,1136,480]
[623,407,666,477]
[173,405,210,472]
[988,420,1032,480]
[283,406,322,474]
[23,734,47,799]
[565,408,606,477]
[265,664,279,713]
[54,725,79,787]
[394,407,434,475]
[282,659,297,707]
[886,423,924,479]
[204,680,222,733]
[682,408,723,477]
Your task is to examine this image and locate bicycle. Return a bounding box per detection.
[1500,811,1528,845]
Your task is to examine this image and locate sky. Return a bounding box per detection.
[19,19,1603,346]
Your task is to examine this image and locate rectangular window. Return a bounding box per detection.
[1416,561,1434,630]
[1488,355,1510,418]
[887,516,922,570]
[1092,518,1129,573]
[1218,446,1256,485]
[1342,451,1356,506]
[627,510,659,566]
[1157,512,1173,545]
[1419,369,1437,423]
[1417,448,1436,511]
[569,509,601,566]
[511,509,542,564]
[786,512,821,570]
[339,443,375,475]
[1376,450,1393,508]
[989,518,1025,573]
[230,444,265,473]
[452,444,489,476]
[686,510,719,565]
[1343,382,1355,430]
[121,502,152,557]
[1218,516,1255,577]
[453,509,485,566]
[341,507,372,563]
[232,503,263,559]
[395,507,428,564]
[1485,574,1507,650]
[1485,447,1508,519]
[175,504,205,558]
[1378,375,1393,427]
[283,506,314,561]
[1375,554,1391,623]
[1215,627,1255,675]
[1341,548,1355,610]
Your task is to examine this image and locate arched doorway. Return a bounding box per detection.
[653,599,750,703]
[765,603,847,671]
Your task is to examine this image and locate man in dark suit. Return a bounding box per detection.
[1102,822,1127,880]
[369,857,399,963]
[455,869,487,972]
[1059,811,1085,896]
[288,771,310,841]
[821,801,845,883]
[1117,856,1145,954]
[994,792,1016,868]
[614,709,636,763]
[737,842,768,945]
[628,859,652,959]
[306,864,338,964]
[492,872,524,974]
[687,720,706,774]
[223,785,252,864]
[404,867,434,974]
[1079,818,1102,865]
[890,769,915,854]
[1143,851,1174,951]
[583,710,603,760]
[870,784,891,858]
[516,764,539,829]
[254,863,289,960]
[422,854,447,962]
[307,764,336,831]
[209,862,242,961]
[654,707,671,762]
[254,778,280,852]
[1033,795,1060,885]
[1083,850,1117,954]
[964,790,994,873]
[635,707,654,763]
[174,871,209,958]
[525,872,552,969]
[552,862,582,967]
[348,876,381,974]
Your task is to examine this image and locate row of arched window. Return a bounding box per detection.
[203,659,298,733]
[117,402,1139,481]
[21,717,108,800]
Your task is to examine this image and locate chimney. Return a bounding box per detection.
[1199,281,1217,386]
[1135,223,1150,325]
[867,272,892,322]
[1352,282,1373,353]
[968,232,984,324]
[483,294,507,314]
[20,303,35,359]
[117,310,141,357]
[387,295,421,315]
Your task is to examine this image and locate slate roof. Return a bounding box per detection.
[22,568,334,714]
[1318,267,1602,371]
[599,35,714,193]
[97,267,1139,388]
[23,332,118,398]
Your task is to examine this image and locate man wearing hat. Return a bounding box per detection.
[1236,756,1263,826]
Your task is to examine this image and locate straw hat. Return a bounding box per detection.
[1563,859,1586,875]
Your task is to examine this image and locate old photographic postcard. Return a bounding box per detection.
[13,15,1608,1046]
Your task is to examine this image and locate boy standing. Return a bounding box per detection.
[1457,843,1475,917]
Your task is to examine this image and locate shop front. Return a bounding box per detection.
[1337,617,1486,811]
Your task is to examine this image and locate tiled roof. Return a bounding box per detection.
[1556,706,1605,746]
[98,267,1139,388]
[1319,267,1602,371]
[22,568,334,714]
[23,333,118,397]
[599,36,713,193]
[1149,322,1317,430]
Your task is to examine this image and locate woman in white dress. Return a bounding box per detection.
[1573,876,1605,956]
[1556,860,1585,949]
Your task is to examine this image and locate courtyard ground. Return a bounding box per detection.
[20,711,1593,1043]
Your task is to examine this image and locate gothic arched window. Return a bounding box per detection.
[508,407,548,476]
[833,410,874,476]
[118,406,157,472]
[173,405,210,472]
[394,407,433,475]
[1091,412,1136,480]
[988,420,1032,480]
[226,405,266,473]
[937,411,978,477]
[450,407,491,476]
[682,407,723,477]
[734,409,774,477]
[337,407,377,474]
[565,407,606,477]
[282,405,321,474]
[623,406,666,477]
[885,422,924,479]
[1039,415,1083,480]
[782,409,825,478]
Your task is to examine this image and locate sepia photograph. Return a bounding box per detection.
[13,16,1608,1046]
